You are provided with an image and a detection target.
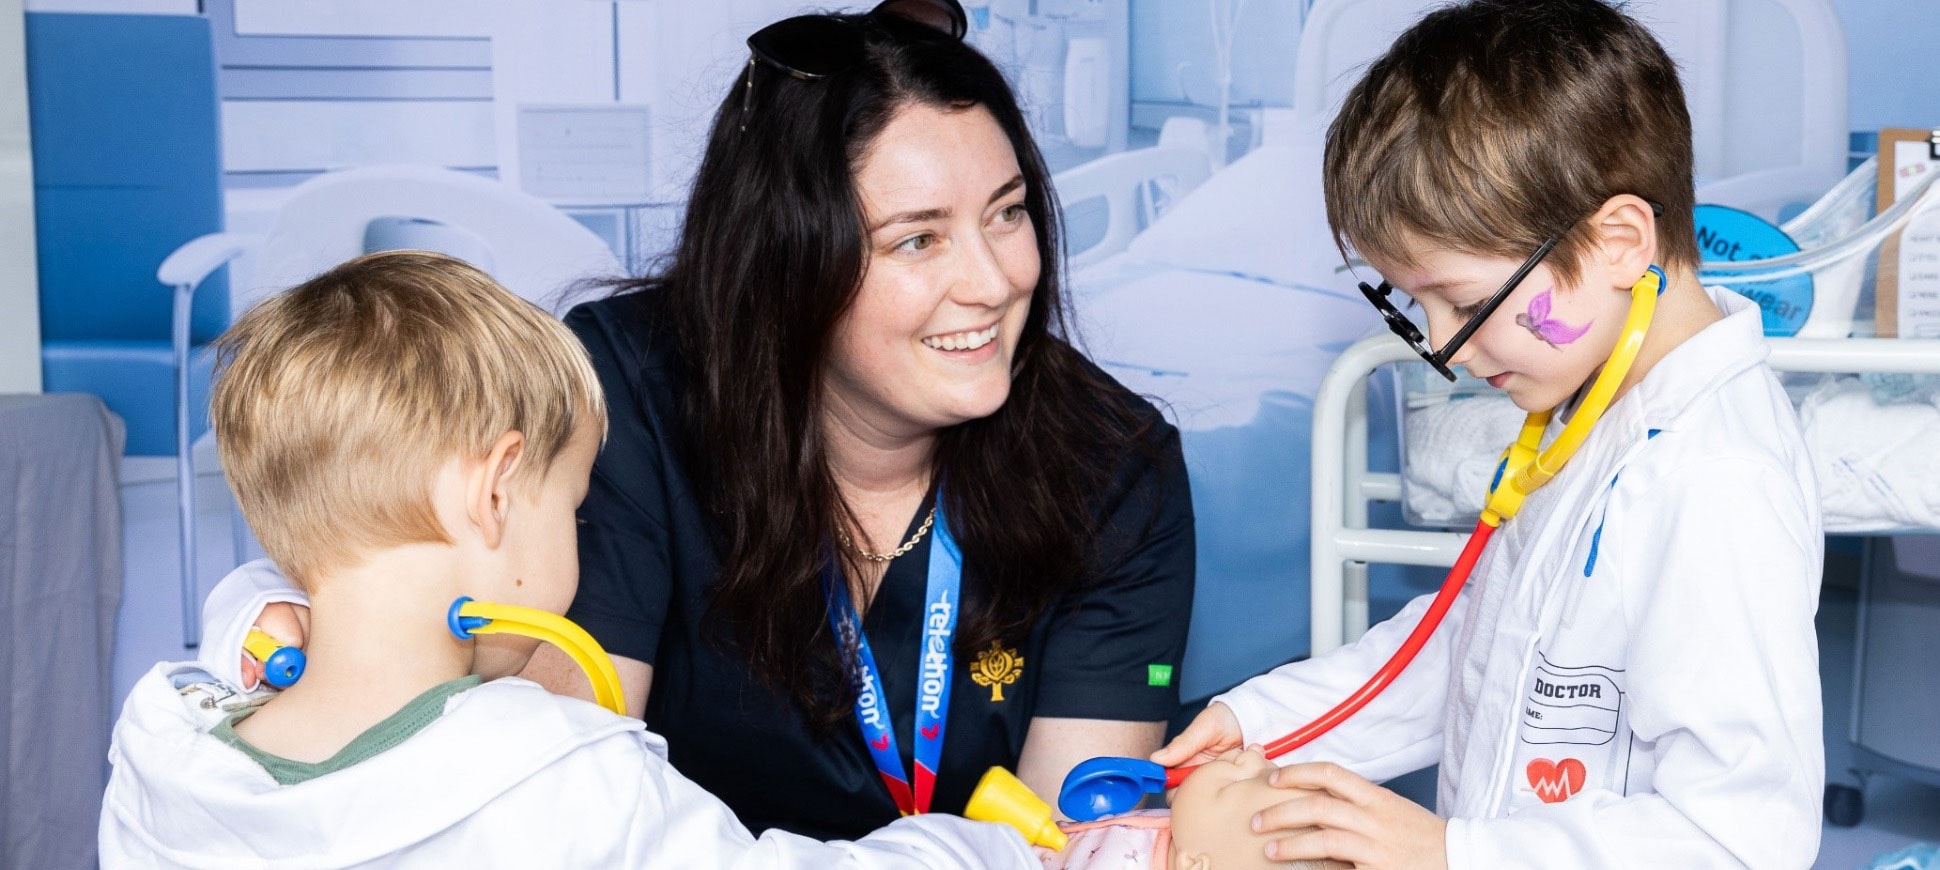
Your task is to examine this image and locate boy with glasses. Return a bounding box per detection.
[1156,2,1825,867]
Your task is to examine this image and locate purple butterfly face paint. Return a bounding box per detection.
[1515,287,1592,349]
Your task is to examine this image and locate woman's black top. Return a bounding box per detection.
[563,290,1195,840]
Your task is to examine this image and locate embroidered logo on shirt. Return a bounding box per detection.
[970,641,1024,702]
[1525,757,1587,803]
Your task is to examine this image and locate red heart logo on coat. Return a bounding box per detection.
[921,725,939,739]
[870,735,891,751]
[1525,757,1586,803]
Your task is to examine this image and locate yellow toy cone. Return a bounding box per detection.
[965,766,1068,851]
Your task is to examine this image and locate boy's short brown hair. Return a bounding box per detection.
[210,251,607,588]
[1324,0,1698,286]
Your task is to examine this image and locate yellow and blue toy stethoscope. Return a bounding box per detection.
[243,628,307,689]
[446,596,628,716]
[1057,265,1667,821]
[241,598,629,717]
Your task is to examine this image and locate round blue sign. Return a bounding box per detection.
[1693,204,1812,336]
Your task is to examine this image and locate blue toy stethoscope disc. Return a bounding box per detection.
[1057,756,1166,822]
[261,646,306,689]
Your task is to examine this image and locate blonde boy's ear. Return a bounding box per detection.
[1590,194,1660,289]
[467,431,526,548]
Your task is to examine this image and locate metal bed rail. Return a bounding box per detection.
[1309,333,1940,655]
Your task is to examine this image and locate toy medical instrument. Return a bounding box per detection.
[1058,266,1666,821]
[964,766,1069,851]
[247,599,627,716]
[447,597,628,716]
[243,628,306,689]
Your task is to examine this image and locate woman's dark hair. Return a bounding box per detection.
[611,11,1147,727]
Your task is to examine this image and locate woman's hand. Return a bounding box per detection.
[1150,702,1244,768]
[1252,761,1448,870]
[240,601,310,691]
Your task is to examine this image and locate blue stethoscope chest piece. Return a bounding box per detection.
[1057,756,1166,821]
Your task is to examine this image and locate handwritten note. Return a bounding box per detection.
[1893,141,1940,337]
[1876,130,1940,337]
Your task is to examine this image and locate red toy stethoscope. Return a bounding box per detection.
[1058,265,1665,821]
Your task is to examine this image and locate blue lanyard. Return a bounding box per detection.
[824,498,961,815]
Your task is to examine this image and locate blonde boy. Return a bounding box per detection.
[100,251,1033,867]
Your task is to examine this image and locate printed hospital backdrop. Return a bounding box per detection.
[23,0,1937,704]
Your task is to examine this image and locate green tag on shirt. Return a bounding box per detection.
[1147,663,1173,687]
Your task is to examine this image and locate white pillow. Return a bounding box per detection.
[1123,136,1347,293]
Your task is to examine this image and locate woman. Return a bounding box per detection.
[527,0,1194,840]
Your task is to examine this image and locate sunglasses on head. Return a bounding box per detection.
[740,0,969,129]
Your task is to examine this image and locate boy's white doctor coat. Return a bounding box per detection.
[102,665,1034,868]
[1218,288,1824,869]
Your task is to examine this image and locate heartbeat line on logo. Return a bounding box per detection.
[1530,775,1573,801]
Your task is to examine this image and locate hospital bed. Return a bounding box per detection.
[1311,342,1940,652]
[1058,126,1387,701]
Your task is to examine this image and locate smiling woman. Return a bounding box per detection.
[521,0,1195,842]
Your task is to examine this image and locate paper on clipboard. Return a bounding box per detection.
[1875,128,1940,338]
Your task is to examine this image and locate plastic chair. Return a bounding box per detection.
[157,165,624,644]
[167,165,622,317]
[28,12,226,460]
[1290,0,1848,221]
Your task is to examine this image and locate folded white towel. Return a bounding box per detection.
[1401,395,1526,526]
[1799,377,1940,532]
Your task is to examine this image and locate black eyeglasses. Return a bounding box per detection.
[740,0,968,129]
[1360,237,1559,383]
[1359,200,1665,382]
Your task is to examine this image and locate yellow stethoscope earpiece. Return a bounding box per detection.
[447,597,628,716]
[1480,264,1664,527]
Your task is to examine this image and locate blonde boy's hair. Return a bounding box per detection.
[1324,0,1699,286]
[210,250,607,589]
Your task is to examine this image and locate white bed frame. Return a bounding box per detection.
[1308,334,1940,654]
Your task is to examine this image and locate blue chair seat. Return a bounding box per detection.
[41,341,212,457]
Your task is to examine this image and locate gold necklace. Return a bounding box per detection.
[837,507,936,563]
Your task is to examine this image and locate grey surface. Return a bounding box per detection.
[1852,537,1940,780]
[0,393,123,870]
[1817,573,1940,869]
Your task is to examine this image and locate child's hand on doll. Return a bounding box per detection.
[1252,761,1447,870]
[238,601,310,691]
[1150,701,1243,768]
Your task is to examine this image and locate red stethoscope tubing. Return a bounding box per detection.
[1155,267,1665,790]
[1163,517,1498,789]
